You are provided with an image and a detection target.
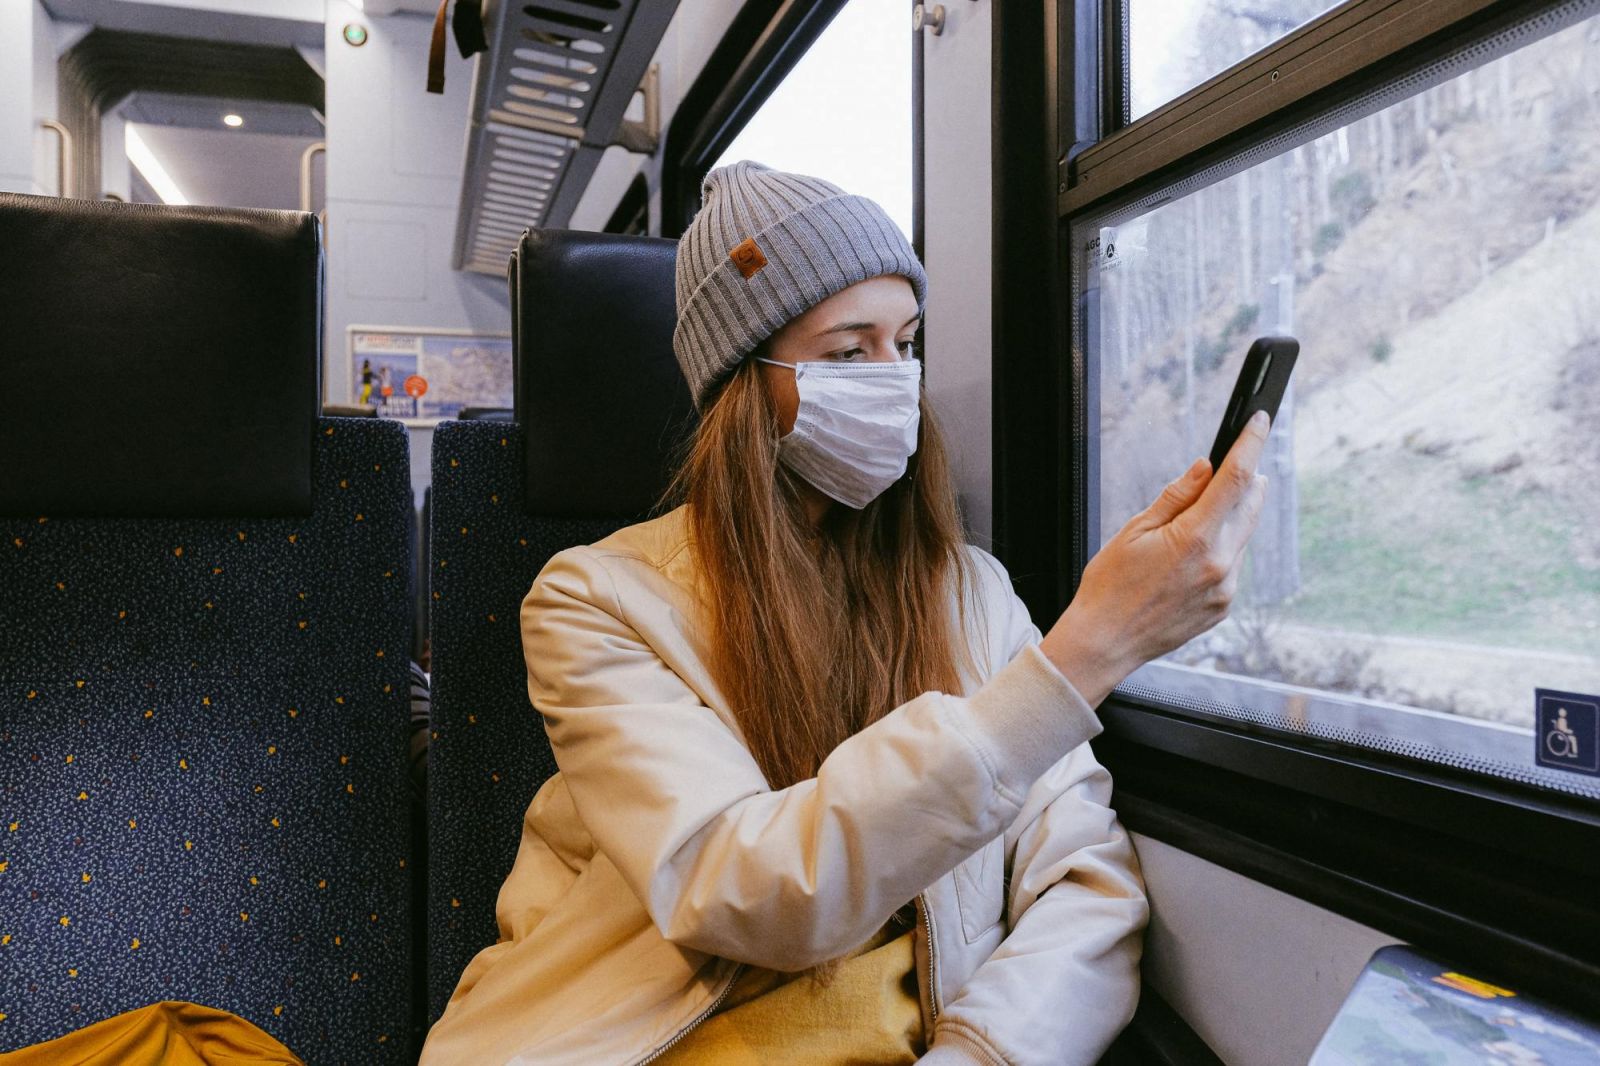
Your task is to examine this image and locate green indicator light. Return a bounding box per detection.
[343,23,368,47]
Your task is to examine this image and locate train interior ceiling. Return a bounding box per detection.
[1,0,1597,1063]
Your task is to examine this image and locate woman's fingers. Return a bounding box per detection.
[1216,467,1267,563]
[1134,456,1212,530]
[1044,415,1277,698]
[1187,411,1271,536]
[1216,409,1271,488]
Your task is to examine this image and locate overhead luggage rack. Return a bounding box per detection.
[453,0,675,275]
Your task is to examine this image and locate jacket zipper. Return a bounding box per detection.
[633,964,743,1065]
[918,892,940,1024]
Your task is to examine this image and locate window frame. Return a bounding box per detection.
[660,0,924,244]
[603,172,650,235]
[1060,0,1544,216]
[1016,0,1600,1019]
[1097,713,1600,1016]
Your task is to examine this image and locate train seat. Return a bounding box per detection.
[425,230,694,1021]
[0,194,419,1061]
[411,400,513,670]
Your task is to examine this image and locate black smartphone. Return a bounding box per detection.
[1208,336,1299,472]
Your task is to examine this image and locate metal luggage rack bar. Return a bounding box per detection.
[453,0,675,274]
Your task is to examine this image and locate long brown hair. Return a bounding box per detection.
[659,356,972,979]
[666,357,980,791]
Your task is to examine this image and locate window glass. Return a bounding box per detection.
[712,0,913,238]
[1130,0,1344,121]
[605,174,649,235]
[1075,12,1600,797]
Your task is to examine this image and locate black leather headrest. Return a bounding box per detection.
[0,193,321,518]
[512,230,696,518]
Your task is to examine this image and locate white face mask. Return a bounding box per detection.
[756,357,923,510]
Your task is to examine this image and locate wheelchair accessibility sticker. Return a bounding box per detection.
[1535,689,1599,776]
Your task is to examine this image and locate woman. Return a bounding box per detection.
[421,162,1268,1065]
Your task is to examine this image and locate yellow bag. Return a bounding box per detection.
[0,1002,302,1065]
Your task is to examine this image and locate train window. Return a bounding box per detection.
[1129,0,1344,120]
[1073,9,1600,798]
[710,0,912,237]
[604,173,650,235]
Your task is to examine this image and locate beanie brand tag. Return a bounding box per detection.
[730,237,768,279]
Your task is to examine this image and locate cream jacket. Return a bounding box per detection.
[420,507,1147,1066]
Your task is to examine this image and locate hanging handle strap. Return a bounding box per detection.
[427,0,449,94]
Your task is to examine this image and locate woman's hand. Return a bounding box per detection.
[1039,411,1272,706]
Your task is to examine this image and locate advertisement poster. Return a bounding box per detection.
[348,327,513,424]
[1311,945,1600,1064]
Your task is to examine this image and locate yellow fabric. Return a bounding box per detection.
[651,922,925,1065]
[0,1001,303,1066]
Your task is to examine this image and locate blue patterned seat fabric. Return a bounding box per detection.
[0,417,418,1063]
[425,420,621,1022]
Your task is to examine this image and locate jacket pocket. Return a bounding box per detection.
[951,835,1006,943]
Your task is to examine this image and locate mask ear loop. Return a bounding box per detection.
[748,356,793,454]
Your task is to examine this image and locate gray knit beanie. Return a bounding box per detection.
[673,160,927,409]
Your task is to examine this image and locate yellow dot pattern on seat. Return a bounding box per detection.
[0,418,418,1061]
[424,420,625,1023]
